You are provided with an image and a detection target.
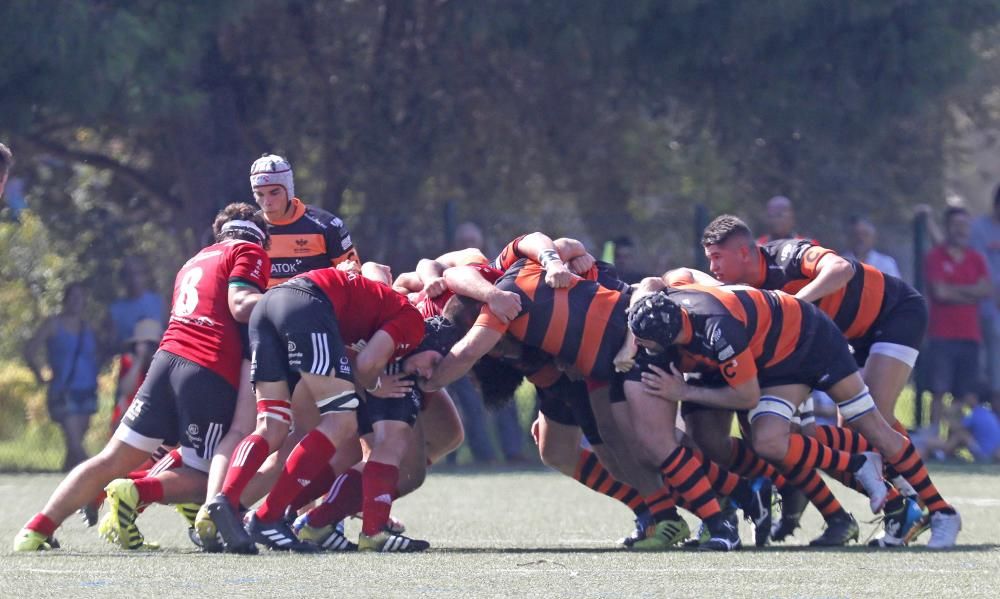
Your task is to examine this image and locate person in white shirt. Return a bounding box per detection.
[844,216,901,279]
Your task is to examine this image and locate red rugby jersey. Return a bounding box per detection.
[299,268,424,358]
[160,240,270,388]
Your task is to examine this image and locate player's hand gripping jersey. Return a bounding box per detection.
[160,239,270,388]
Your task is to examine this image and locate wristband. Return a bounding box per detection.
[539,249,562,268]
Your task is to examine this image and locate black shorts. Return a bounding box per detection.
[116,350,236,472]
[758,315,858,392]
[850,289,927,366]
[537,375,602,445]
[249,280,354,387]
[358,370,423,435]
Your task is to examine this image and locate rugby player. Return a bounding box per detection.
[628,281,961,548]
[205,267,426,553]
[422,259,746,551]
[694,214,959,546]
[13,203,270,551]
[250,154,359,288]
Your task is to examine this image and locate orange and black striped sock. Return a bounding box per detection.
[573,449,647,514]
[781,434,863,476]
[643,485,680,522]
[886,438,953,514]
[797,469,846,519]
[814,425,873,454]
[728,437,789,489]
[660,446,722,521]
[691,447,743,498]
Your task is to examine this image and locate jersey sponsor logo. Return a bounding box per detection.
[341,235,352,250]
[718,345,735,361]
[272,260,303,274]
[331,217,343,228]
[339,356,351,374]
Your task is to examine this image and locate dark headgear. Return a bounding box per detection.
[626,291,683,347]
[414,316,463,356]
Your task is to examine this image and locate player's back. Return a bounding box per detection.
[294,267,421,351]
[492,259,629,380]
[160,239,269,387]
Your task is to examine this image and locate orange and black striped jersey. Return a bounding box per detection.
[751,239,917,340]
[262,198,359,288]
[659,284,826,388]
[474,259,630,381]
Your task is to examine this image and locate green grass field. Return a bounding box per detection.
[3,465,1000,598]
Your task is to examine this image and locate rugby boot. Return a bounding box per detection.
[205,493,257,554]
[358,530,430,553]
[700,508,741,552]
[869,495,924,548]
[297,522,358,551]
[926,510,962,548]
[78,497,101,527]
[745,477,773,547]
[102,479,145,549]
[630,516,690,551]
[192,504,224,553]
[12,529,57,552]
[619,510,654,548]
[771,487,808,542]
[809,511,859,546]
[246,513,318,553]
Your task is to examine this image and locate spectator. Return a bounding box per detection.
[447,221,526,464]
[108,257,165,352]
[969,184,1000,415]
[925,206,992,430]
[843,216,901,278]
[609,235,645,285]
[23,283,102,471]
[758,195,809,243]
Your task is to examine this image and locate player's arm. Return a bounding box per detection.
[511,232,574,288]
[414,258,450,298]
[392,271,424,294]
[614,276,667,372]
[793,253,855,303]
[639,352,760,410]
[354,329,399,390]
[422,325,504,392]
[664,267,721,287]
[553,237,595,275]
[443,265,521,324]
[228,283,263,323]
[435,248,488,268]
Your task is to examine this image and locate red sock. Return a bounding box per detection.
[660,446,721,520]
[288,463,336,514]
[133,477,164,505]
[25,513,57,537]
[573,449,647,513]
[362,461,400,536]
[307,469,363,528]
[220,434,271,509]
[256,430,337,523]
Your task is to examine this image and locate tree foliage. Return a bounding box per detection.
[1,0,999,359]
